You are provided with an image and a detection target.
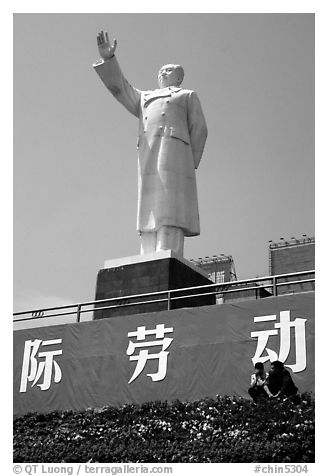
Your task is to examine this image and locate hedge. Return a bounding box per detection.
[13,393,314,463]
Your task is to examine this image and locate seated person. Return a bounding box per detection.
[248,362,268,403]
[263,360,298,400]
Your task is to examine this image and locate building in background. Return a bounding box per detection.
[190,255,271,304]
[190,255,237,283]
[268,235,315,294]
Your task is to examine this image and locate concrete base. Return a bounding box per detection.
[94,252,215,319]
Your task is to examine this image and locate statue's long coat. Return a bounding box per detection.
[94,56,207,236]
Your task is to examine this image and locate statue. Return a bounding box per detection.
[93,31,208,257]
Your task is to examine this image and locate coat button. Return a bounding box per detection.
[161,112,165,116]
[159,126,163,129]
[143,129,146,133]
[166,100,170,103]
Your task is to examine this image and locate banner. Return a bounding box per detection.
[13,292,314,415]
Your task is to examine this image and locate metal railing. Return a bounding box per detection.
[13,270,315,324]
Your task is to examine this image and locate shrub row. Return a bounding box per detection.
[13,394,314,463]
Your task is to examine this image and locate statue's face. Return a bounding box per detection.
[158,64,183,88]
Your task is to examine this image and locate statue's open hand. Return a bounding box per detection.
[97,31,117,61]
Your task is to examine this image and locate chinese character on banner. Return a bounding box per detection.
[126,324,174,384]
[251,311,307,372]
[19,339,63,393]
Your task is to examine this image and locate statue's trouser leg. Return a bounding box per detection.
[140,232,157,254]
[156,226,184,256]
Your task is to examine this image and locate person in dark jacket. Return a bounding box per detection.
[264,361,299,400]
[248,362,269,403]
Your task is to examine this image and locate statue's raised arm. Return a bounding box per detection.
[97,31,117,61]
[93,32,140,117]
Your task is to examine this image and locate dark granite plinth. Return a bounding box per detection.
[93,257,215,319]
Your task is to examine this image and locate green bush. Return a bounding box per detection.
[13,393,314,463]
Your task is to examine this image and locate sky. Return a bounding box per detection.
[13,13,314,325]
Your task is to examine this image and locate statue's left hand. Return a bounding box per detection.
[97,31,117,61]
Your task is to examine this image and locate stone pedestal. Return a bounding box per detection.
[93,251,215,319]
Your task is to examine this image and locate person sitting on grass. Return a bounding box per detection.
[263,360,299,402]
[248,362,268,403]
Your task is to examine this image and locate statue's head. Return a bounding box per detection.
[158,64,184,88]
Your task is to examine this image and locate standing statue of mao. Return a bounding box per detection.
[93,31,208,257]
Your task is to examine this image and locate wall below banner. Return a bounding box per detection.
[13,292,314,415]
